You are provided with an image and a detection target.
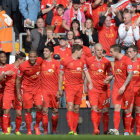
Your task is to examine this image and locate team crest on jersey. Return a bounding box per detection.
[116,69,122,73]
[128,65,132,69]
[133,70,140,74]
[36,72,40,75]
[48,69,54,73]
[98,69,104,73]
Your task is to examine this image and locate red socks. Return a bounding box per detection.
[124,112,132,133]
[0,115,3,131]
[42,114,48,133]
[73,112,79,133]
[103,112,109,133]
[52,114,59,133]
[25,113,32,132]
[67,111,74,131]
[35,111,42,127]
[15,116,22,132]
[114,111,120,130]
[91,110,99,131]
[3,114,9,133]
[136,113,140,135]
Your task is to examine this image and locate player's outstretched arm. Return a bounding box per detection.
[57,71,64,99]
[119,71,133,95]
[84,71,93,91]
[16,75,22,102]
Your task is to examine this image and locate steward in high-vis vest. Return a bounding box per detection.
[0,8,13,53]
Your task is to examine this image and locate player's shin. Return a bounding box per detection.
[73,112,79,133]
[15,116,22,132]
[42,113,48,134]
[52,113,59,133]
[35,110,43,127]
[114,111,120,130]
[124,112,132,133]
[91,110,99,134]
[103,112,109,133]
[67,111,74,131]
[25,112,32,133]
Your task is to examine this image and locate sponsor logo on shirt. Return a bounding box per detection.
[77,67,82,71]
[116,69,122,73]
[48,69,54,73]
[36,72,40,75]
[98,69,104,73]
[133,70,140,75]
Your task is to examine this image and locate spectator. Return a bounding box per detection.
[92,0,108,27]
[0,6,13,63]
[97,8,121,58]
[19,0,40,25]
[54,36,72,60]
[84,18,98,48]
[80,0,92,19]
[26,17,46,51]
[118,9,140,53]
[70,19,90,46]
[41,0,57,25]
[2,0,22,41]
[37,26,59,58]
[62,0,86,31]
[66,30,75,47]
[51,4,65,33]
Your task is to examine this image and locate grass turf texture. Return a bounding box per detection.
[0,135,140,140]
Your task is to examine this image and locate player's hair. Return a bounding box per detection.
[128,45,138,53]
[110,44,121,53]
[0,51,6,55]
[57,4,64,10]
[44,44,54,53]
[103,49,106,54]
[29,50,37,56]
[15,52,26,60]
[123,8,131,14]
[74,36,83,42]
[71,44,83,53]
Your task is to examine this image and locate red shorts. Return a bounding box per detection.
[88,87,108,110]
[22,87,43,109]
[65,85,83,105]
[43,91,59,108]
[112,86,134,109]
[3,93,22,110]
[134,87,140,107]
[0,93,3,108]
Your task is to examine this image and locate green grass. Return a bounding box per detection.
[0,135,140,140]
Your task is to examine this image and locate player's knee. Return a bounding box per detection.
[67,105,74,111]
[37,105,42,111]
[74,106,80,113]
[26,109,32,113]
[91,106,98,112]
[52,108,58,115]
[135,107,140,113]
[43,108,48,115]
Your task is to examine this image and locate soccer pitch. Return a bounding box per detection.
[1,135,140,140]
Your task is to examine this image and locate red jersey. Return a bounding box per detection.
[92,3,107,27]
[86,56,112,91]
[60,56,87,86]
[113,55,133,89]
[131,58,140,87]
[58,0,70,8]
[82,46,92,60]
[54,46,72,60]
[51,15,65,33]
[41,59,60,93]
[18,57,43,91]
[80,2,92,18]
[0,64,8,94]
[97,24,118,56]
[132,13,140,24]
[4,64,19,98]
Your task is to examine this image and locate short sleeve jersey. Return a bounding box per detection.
[113,55,133,88]
[60,56,87,86]
[41,59,60,93]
